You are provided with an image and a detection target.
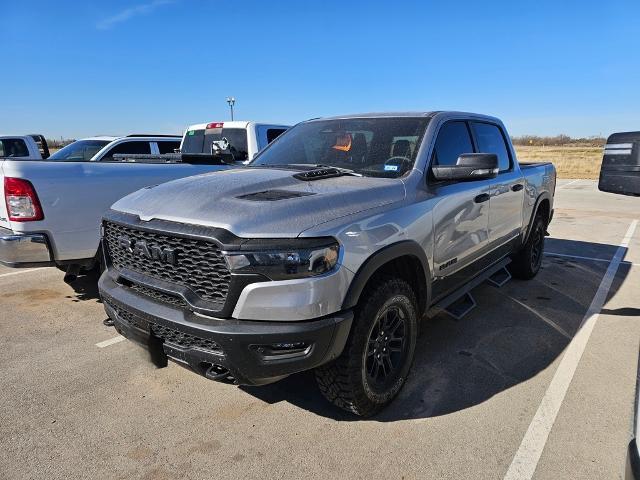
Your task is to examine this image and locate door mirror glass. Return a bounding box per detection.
[431,153,499,181]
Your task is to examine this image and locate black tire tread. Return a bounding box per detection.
[315,276,417,417]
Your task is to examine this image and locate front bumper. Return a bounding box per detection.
[99,272,353,386]
[0,228,53,267]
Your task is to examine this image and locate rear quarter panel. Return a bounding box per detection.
[520,162,556,233]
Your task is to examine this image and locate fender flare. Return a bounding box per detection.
[523,192,552,245]
[342,240,432,315]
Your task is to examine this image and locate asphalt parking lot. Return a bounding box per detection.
[1,179,638,480]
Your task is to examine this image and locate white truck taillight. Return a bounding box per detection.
[4,177,44,221]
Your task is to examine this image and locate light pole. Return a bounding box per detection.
[226,96,235,121]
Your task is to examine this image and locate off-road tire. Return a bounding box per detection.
[315,276,418,417]
[510,213,546,279]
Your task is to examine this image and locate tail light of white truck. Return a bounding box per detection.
[4,177,44,221]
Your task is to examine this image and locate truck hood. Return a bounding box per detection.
[111,167,406,237]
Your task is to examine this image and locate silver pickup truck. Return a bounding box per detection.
[98,112,556,416]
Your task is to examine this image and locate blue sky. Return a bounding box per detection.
[2,0,639,138]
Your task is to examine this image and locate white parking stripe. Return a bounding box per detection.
[504,219,638,480]
[545,251,639,267]
[0,267,49,279]
[96,335,125,348]
[558,179,580,188]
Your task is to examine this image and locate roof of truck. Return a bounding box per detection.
[185,121,288,131]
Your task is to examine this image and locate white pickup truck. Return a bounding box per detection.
[0,122,289,281]
[0,135,51,160]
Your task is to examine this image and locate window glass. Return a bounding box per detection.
[47,140,110,161]
[157,140,180,154]
[251,117,430,177]
[432,121,473,166]
[0,139,29,157]
[202,128,249,161]
[471,122,511,171]
[101,141,151,161]
[181,129,205,153]
[266,128,287,144]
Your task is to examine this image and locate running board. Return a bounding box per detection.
[429,258,511,321]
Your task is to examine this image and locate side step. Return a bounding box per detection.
[429,258,511,320]
[486,266,512,287]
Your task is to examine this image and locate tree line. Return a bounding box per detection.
[510,135,605,147]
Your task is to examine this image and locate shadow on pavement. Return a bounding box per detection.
[242,238,631,421]
[66,270,101,302]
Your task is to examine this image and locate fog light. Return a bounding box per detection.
[252,342,311,361]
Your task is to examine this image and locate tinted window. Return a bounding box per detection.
[181,129,205,153]
[203,128,249,161]
[432,121,473,167]
[48,140,110,161]
[252,117,430,178]
[0,139,29,157]
[471,122,511,172]
[101,141,151,161]
[157,140,180,154]
[266,128,287,143]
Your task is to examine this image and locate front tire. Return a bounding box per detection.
[510,214,546,279]
[315,276,418,417]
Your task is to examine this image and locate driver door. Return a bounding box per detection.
[429,121,492,298]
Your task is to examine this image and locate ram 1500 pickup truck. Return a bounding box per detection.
[98,112,556,416]
[0,121,288,281]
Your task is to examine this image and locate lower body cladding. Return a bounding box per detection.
[99,273,353,386]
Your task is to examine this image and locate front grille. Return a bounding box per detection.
[103,221,231,306]
[129,282,187,308]
[151,323,222,353]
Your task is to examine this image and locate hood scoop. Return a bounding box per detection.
[293,168,345,181]
[236,190,316,201]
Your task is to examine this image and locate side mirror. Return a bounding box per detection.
[431,153,499,181]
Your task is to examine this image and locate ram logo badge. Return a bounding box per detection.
[117,235,177,265]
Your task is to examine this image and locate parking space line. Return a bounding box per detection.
[0,268,49,279]
[546,251,639,267]
[558,179,580,188]
[507,297,571,340]
[504,219,638,480]
[96,335,125,348]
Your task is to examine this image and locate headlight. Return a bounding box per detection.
[223,241,340,280]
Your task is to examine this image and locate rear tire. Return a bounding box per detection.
[510,214,546,279]
[315,276,418,417]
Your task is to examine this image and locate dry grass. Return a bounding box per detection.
[515,145,603,179]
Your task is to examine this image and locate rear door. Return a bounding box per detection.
[470,121,524,248]
[430,121,492,293]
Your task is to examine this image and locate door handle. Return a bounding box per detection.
[474,193,490,203]
[511,183,524,192]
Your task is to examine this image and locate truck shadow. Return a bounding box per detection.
[66,270,102,302]
[242,238,632,421]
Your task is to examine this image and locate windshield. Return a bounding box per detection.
[181,127,249,160]
[251,117,430,177]
[48,140,110,161]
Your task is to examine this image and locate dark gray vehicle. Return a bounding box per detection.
[98,112,556,416]
[599,131,640,196]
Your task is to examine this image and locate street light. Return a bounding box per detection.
[226,96,235,121]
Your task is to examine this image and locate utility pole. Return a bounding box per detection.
[226,97,236,121]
